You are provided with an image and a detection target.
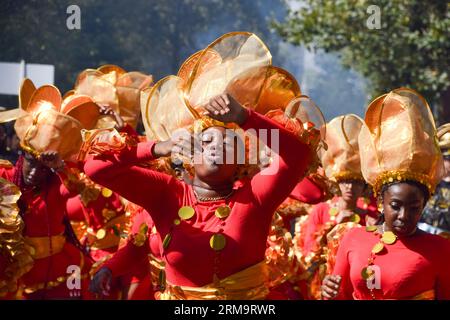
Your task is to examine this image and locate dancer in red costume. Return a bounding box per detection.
[296,114,378,300]
[321,88,450,300]
[87,32,324,300]
[87,91,316,299]
[0,81,98,299]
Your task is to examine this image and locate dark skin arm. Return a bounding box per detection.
[89,267,112,297]
[203,93,248,125]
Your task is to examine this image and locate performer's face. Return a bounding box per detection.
[382,182,426,236]
[194,126,239,184]
[338,180,365,202]
[22,153,51,186]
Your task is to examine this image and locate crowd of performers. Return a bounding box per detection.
[0,32,449,300]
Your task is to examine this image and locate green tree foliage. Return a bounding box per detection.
[275,0,450,124]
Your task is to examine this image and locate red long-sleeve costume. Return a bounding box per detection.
[332,228,450,299]
[64,163,127,261]
[102,207,160,300]
[0,165,92,299]
[302,197,378,254]
[84,110,312,288]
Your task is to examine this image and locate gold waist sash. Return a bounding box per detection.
[158,261,269,300]
[410,289,435,300]
[353,289,435,300]
[25,234,66,260]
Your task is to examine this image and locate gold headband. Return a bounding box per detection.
[332,171,365,183]
[372,170,433,197]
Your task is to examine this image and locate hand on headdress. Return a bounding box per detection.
[153,129,199,163]
[98,104,125,131]
[204,93,248,126]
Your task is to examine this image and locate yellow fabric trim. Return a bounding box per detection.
[25,234,66,260]
[353,289,435,300]
[158,261,269,300]
[23,251,88,294]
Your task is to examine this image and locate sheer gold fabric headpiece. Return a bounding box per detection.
[358,88,444,196]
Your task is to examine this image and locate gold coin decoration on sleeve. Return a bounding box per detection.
[163,233,172,249]
[329,207,339,216]
[381,231,397,245]
[210,234,226,251]
[366,225,378,232]
[173,218,181,225]
[96,228,106,240]
[371,242,384,254]
[215,205,231,219]
[101,187,113,198]
[178,206,195,220]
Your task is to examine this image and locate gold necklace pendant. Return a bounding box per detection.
[381,231,397,245]
[193,187,234,202]
[371,242,384,254]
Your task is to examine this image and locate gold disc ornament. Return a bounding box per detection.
[210,234,226,251]
[361,267,375,280]
[96,228,106,240]
[350,214,361,224]
[382,231,397,245]
[178,206,195,220]
[371,242,384,254]
[215,205,231,219]
[163,233,172,249]
[101,187,113,198]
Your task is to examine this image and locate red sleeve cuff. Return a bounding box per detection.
[135,141,157,161]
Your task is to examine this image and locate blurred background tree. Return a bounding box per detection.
[5,0,441,123]
[0,0,286,104]
[275,0,450,125]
